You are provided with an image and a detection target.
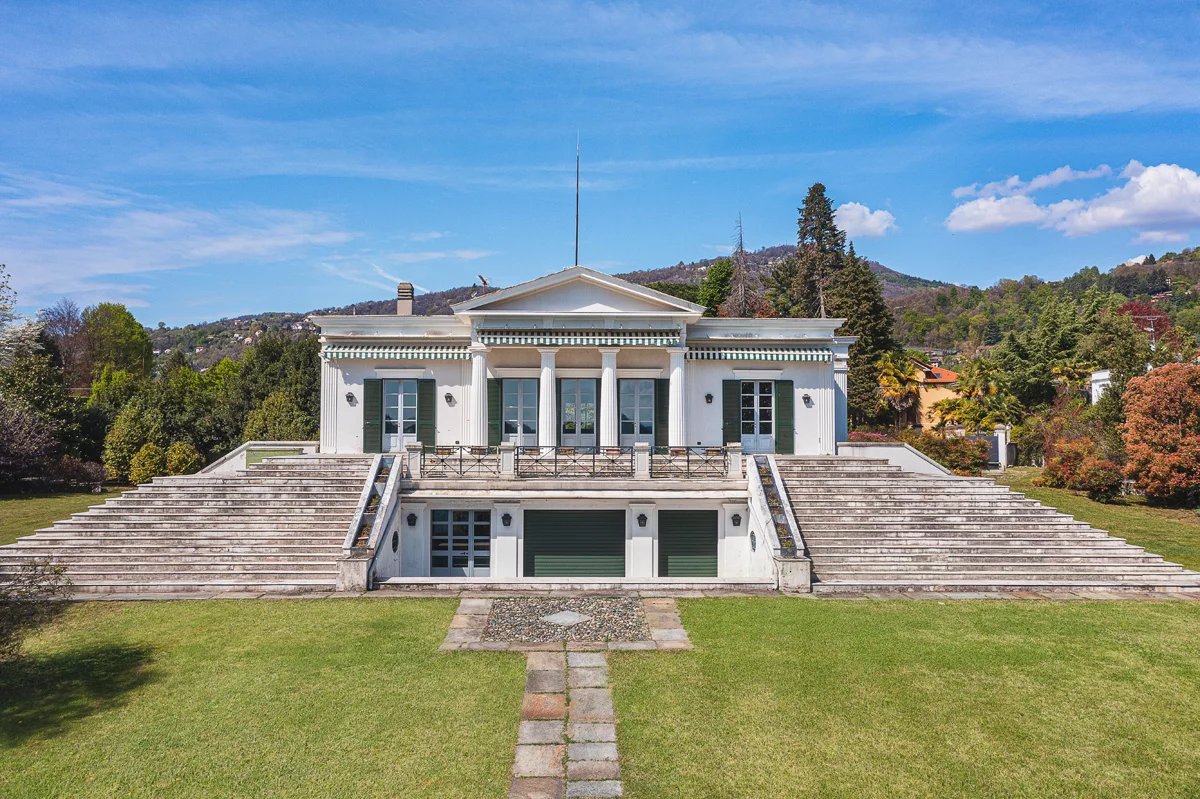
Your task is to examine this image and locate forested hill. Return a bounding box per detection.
[149,246,946,368]
[148,244,1200,369]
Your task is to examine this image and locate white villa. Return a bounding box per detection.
[310,266,851,585]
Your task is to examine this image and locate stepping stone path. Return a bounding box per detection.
[440,595,691,798]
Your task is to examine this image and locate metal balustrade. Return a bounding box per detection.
[650,446,728,478]
[515,446,635,478]
[420,446,501,478]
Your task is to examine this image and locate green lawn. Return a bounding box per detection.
[612,598,1200,799]
[0,489,123,547]
[0,599,523,799]
[997,467,1200,571]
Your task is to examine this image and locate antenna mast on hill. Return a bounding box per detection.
[574,136,580,267]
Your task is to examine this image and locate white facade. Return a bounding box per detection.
[313,266,852,456]
[314,266,851,585]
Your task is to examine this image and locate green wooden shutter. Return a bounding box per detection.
[362,379,383,454]
[658,510,718,577]
[524,510,626,576]
[487,379,501,447]
[653,378,669,448]
[775,380,794,455]
[722,380,740,445]
[417,379,437,448]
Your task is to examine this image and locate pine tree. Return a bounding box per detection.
[826,243,896,425]
[768,183,845,317]
[697,258,734,317]
[723,215,756,318]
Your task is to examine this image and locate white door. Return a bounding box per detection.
[383,379,418,452]
[619,379,655,447]
[560,378,597,449]
[740,380,775,453]
[502,378,538,447]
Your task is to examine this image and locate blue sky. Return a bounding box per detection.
[3,1,1200,326]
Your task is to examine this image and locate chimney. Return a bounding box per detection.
[396,282,414,316]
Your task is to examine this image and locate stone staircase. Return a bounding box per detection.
[775,456,1200,593]
[0,455,374,595]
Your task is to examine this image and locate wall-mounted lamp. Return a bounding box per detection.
[444,392,455,406]
[636,513,648,528]
[501,512,512,527]
[731,513,742,527]
[704,393,714,404]
[345,391,356,404]
[406,513,418,527]
[802,393,813,408]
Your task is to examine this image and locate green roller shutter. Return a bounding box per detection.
[417,379,437,448]
[487,378,501,447]
[659,510,718,577]
[362,379,382,454]
[654,378,669,448]
[775,380,794,455]
[524,510,625,577]
[722,380,740,446]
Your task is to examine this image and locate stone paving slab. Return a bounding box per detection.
[567,760,620,780]
[514,745,565,778]
[568,722,616,742]
[528,669,567,694]
[509,777,564,799]
[519,721,566,745]
[566,780,623,797]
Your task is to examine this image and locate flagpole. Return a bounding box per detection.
[574,137,580,267]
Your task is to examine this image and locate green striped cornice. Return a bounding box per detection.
[321,343,470,360]
[686,346,832,362]
[477,329,681,347]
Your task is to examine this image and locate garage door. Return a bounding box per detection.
[523,510,626,577]
[658,510,718,577]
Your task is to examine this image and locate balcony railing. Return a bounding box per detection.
[420,446,501,478]
[515,446,636,478]
[650,446,728,478]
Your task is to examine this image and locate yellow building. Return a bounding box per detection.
[913,361,959,428]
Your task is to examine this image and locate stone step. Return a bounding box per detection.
[801,531,1111,541]
[812,579,1200,593]
[814,567,1192,580]
[0,560,340,573]
[814,555,1173,568]
[80,508,357,518]
[47,579,338,594]
[807,543,1141,555]
[792,509,1071,520]
[107,498,362,507]
[21,534,342,545]
[4,546,342,556]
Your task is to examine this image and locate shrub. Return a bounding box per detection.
[847,431,891,442]
[55,455,106,490]
[1122,363,1200,506]
[1076,456,1124,503]
[102,399,164,483]
[128,442,167,485]
[897,430,989,476]
[1041,436,1091,489]
[0,395,57,487]
[165,441,203,475]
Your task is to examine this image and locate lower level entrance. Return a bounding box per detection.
[430,509,492,576]
[658,510,718,577]
[523,509,625,576]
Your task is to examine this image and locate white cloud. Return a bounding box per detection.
[835,202,897,238]
[945,161,1200,243]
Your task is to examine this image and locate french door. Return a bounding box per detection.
[383,379,419,452]
[430,509,491,577]
[560,378,597,449]
[619,379,655,446]
[740,380,775,453]
[502,379,538,446]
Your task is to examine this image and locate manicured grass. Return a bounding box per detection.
[997,467,1200,571]
[0,599,523,799]
[612,597,1200,799]
[0,489,123,546]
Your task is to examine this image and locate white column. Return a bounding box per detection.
[320,356,339,453]
[467,344,489,446]
[538,348,558,449]
[668,348,687,447]
[833,350,850,451]
[599,348,619,447]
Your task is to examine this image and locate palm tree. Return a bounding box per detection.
[956,357,1005,400]
[877,352,921,431]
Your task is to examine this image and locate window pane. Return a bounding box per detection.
[402,421,416,434]
[431,555,448,568]
[742,409,754,422]
[742,422,754,434]
[621,421,633,434]
[759,382,772,393]
[639,422,653,435]
[760,422,772,434]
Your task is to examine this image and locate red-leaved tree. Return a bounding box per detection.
[1121,362,1200,505]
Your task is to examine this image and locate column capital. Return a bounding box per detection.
[468,343,489,354]
[536,347,559,355]
[598,347,621,356]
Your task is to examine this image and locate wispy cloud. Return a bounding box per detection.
[946,161,1200,243]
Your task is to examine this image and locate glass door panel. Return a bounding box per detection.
[740,380,775,453]
[383,379,418,452]
[430,509,491,576]
[619,379,655,446]
[502,378,538,446]
[560,378,597,449]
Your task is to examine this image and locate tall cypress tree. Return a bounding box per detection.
[826,243,896,425]
[768,183,845,317]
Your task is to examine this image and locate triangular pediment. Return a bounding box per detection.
[452,266,703,315]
